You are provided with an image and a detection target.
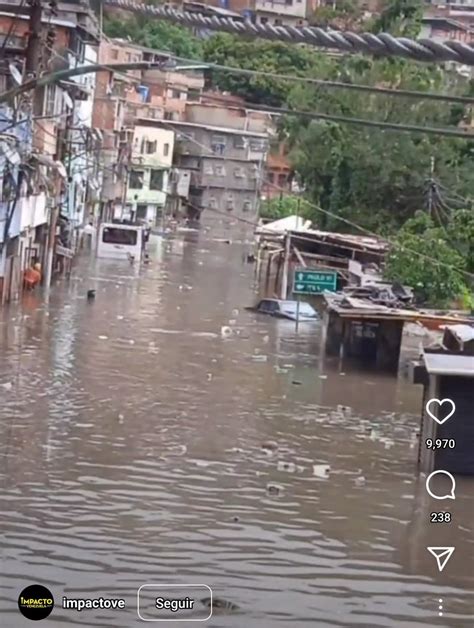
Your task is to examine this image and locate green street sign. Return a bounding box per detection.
[293,268,338,295]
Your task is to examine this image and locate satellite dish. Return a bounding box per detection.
[63,91,74,109]
[8,63,22,86]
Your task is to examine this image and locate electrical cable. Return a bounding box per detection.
[162,51,474,105]
[103,0,474,66]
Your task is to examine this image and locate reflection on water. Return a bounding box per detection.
[0,230,473,628]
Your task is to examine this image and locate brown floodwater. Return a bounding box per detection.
[0,227,473,627]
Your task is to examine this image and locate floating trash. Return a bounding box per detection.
[262,335,269,344]
[313,464,331,479]
[266,483,284,496]
[118,414,124,424]
[221,326,233,338]
[354,475,366,486]
[228,319,237,325]
[278,461,296,473]
[98,335,108,340]
[1,382,13,391]
[231,308,239,317]
[292,380,303,386]
[261,440,278,454]
[251,354,268,362]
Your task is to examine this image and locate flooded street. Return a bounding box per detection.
[1,231,473,627]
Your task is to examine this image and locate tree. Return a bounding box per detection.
[260,195,315,221]
[384,213,469,306]
[104,15,204,59]
[202,34,327,107]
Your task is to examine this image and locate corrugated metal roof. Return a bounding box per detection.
[423,352,474,377]
[445,324,474,343]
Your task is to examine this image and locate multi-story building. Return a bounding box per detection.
[92,38,206,221]
[0,0,99,300]
[255,0,319,26]
[261,142,293,200]
[125,124,175,225]
[151,102,272,220]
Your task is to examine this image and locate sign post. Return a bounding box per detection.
[295,295,301,333]
[292,268,338,295]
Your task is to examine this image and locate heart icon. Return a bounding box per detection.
[425,398,456,425]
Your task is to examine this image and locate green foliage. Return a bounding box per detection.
[384,213,469,306]
[371,0,423,37]
[260,195,315,221]
[202,34,325,107]
[104,15,203,59]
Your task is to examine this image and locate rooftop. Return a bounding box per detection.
[136,117,269,138]
[423,352,474,377]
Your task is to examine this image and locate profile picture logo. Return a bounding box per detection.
[18,584,54,621]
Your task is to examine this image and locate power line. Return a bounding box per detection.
[164,52,474,105]
[233,100,474,139]
[103,0,474,66]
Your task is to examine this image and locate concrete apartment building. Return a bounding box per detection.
[0,0,99,301]
[125,125,175,225]
[92,39,206,221]
[254,0,319,26]
[154,103,272,219]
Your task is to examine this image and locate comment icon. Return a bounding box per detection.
[425,470,456,500]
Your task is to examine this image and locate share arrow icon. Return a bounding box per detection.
[427,547,455,572]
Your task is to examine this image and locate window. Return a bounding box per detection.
[43,84,59,116]
[226,195,234,211]
[278,173,287,187]
[204,163,213,175]
[275,18,282,25]
[150,169,164,190]
[163,143,170,157]
[243,200,252,212]
[209,197,217,209]
[129,170,144,189]
[267,172,275,183]
[102,227,137,246]
[234,167,245,178]
[260,16,268,24]
[250,139,266,152]
[211,134,226,155]
[233,136,245,149]
[215,165,226,176]
[141,139,157,155]
[110,48,118,60]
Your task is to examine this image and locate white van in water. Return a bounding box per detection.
[97,223,144,261]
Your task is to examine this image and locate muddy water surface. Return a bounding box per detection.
[0,231,473,627]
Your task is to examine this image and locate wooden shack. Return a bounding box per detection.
[414,342,474,475]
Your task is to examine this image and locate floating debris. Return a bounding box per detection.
[261,440,278,454]
[292,380,303,386]
[274,366,289,374]
[228,319,237,326]
[262,335,269,344]
[251,354,268,362]
[278,461,296,473]
[313,464,331,479]
[168,445,187,455]
[1,382,13,391]
[207,373,213,381]
[221,326,233,338]
[266,483,284,496]
[354,475,366,487]
[117,414,124,424]
[231,308,239,317]
[116,315,124,320]
[319,374,328,379]
[98,335,108,340]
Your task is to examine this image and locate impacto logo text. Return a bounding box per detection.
[18,584,55,620]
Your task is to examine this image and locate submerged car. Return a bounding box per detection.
[249,299,319,321]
